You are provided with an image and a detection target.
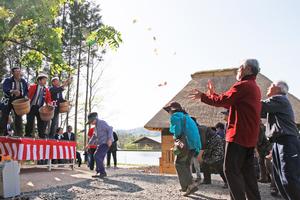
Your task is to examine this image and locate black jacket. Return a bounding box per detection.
[201,126,224,164]
[49,86,64,103]
[109,132,118,152]
[1,77,28,106]
[261,95,299,141]
[63,132,75,141]
[54,134,65,140]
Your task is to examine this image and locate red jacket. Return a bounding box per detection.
[201,75,261,147]
[28,84,52,105]
[88,127,97,149]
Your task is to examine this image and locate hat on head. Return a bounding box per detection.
[51,77,59,82]
[163,101,183,112]
[37,73,48,80]
[221,110,229,116]
[87,112,98,124]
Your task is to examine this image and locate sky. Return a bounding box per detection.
[94,0,300,129]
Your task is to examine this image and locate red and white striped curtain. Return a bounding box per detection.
[0,137,76,161]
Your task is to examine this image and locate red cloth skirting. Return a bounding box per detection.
[0,136,76,161]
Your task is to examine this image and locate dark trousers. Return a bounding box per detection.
[202,160,227,184]
[175,150,193,190]
[258,154,269,181]
[107,151,117,167]
[265,158,278,193]
[76,151,82,167]
[49,107,59,138]
[272,136,300,200]
[0,103,23,136]
[88,148,96,170]
[94,144,109,174]
[25,105,46,138]
[224,142,261,200]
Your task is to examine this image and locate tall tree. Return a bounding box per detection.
[0,0,122,147]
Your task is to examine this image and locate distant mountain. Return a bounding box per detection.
[116,127,160,137]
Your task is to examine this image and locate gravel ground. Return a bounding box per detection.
[15,167,280,200]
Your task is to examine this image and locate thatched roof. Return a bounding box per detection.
[145,68,300,130]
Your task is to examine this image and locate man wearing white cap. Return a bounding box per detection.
[25,73,52,138]
[49,76,70,138]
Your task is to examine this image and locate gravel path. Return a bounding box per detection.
[19,168,279,200]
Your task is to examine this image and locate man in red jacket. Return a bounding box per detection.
[25,73,52,138]
[189,59,262,200]
[87,127,97,170]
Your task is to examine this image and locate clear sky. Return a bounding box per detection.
[95,0,300,129]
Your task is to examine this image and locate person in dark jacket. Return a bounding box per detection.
[49,77,70,138]
[261,81,300,200]
[107,131,118,168]
[0,66,28,136]
[199,125,227,188]
[63,125,76,141]
[63,125,81,167]
[54,127,65,140]
[215,122,225,139]
[53,127,65,164]
[189,59,262,200]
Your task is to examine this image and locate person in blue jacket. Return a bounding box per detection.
[0,66,28,136]
[164,101,201,197]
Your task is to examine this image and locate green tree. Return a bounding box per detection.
[0,0,122,144]
[0,0,72,78]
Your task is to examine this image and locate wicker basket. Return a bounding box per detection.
[12,98,30,116]
[39,105,54,121]
[59,101,70,113]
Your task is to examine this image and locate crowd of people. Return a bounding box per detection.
[163,59,300,199]
[0,66,71,138]
[1,60,300,199]
[0,66,118,175]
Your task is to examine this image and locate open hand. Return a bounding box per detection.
[265,150,272,160]
[197,150,204,163]
[207,80,215,96]
[188,89,203,100]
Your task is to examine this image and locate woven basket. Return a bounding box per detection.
[59,101,70,113]
[39,105,54,121]
[12,98,30,116]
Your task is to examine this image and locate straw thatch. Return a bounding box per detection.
[145,68,300,130]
